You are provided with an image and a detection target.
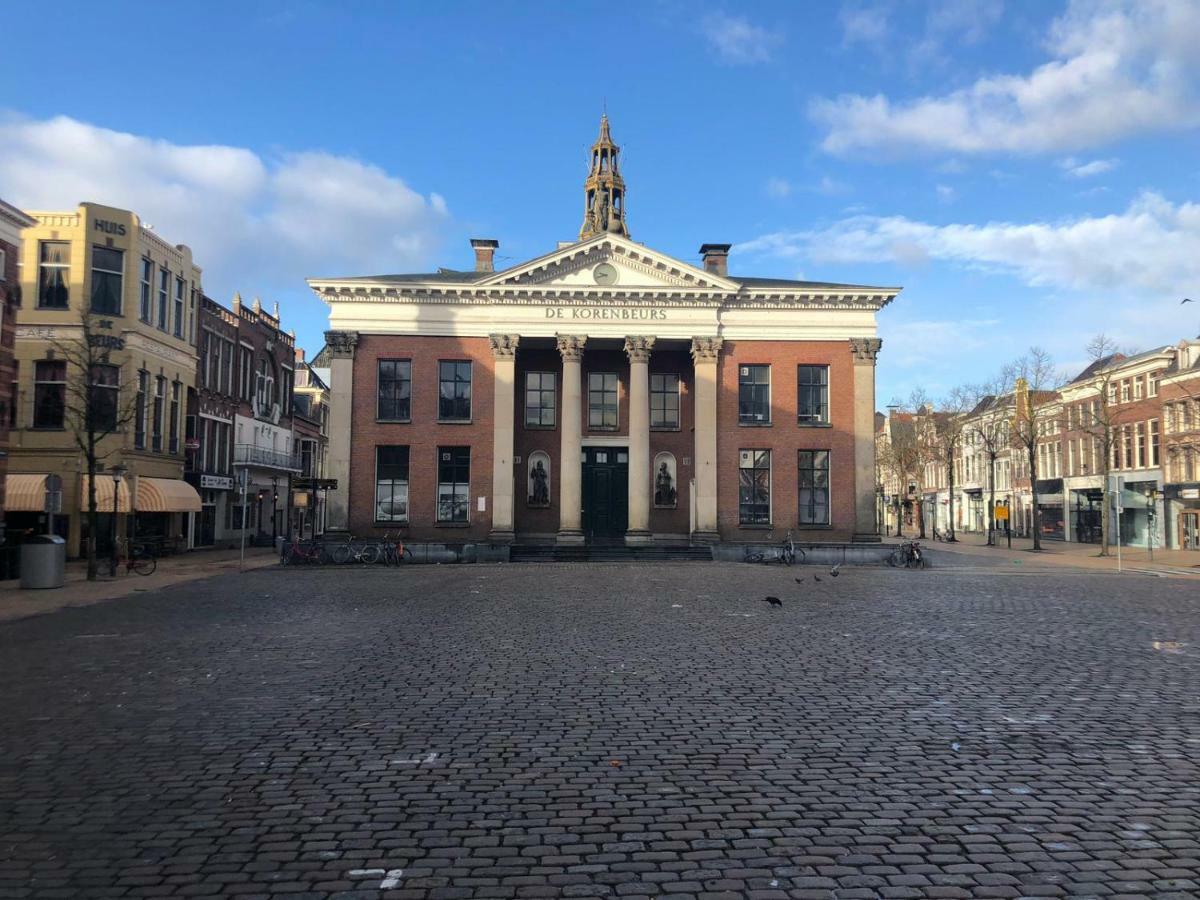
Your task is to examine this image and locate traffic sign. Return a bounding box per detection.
[994,505,1009,521]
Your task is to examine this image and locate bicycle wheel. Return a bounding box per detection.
[281,543,296,566]
[782,546,795,566]
[131,553,156,576]
[794,547,806,564]
[887,549,901,567]
[330,544,351,564]
[359,544,380,565]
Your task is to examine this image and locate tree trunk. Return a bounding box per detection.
[1098,438,1111,557]
[917,490,926,539]
[895,499,903,538]
[85,452,99,581]
[947,459,957,541]
[987,455,996,546]
[1029,443,1042,551]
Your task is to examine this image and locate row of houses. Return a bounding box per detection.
[0,199,330,561]
[878,337,1200,552]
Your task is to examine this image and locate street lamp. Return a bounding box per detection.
[1145,486,1158,561]
[271,475,279,545]
[109,464,128,577]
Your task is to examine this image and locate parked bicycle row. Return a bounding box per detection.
[280,534,414,566]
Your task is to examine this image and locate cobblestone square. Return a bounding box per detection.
[1,563,1197,899]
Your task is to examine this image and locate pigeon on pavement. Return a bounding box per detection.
[813,575,823,583]
[794,577,805,584]
[763,596,783,607]
[830,564,841,577]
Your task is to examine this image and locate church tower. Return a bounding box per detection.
[578,114,629,240]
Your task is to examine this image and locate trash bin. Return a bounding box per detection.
[20,535,66,590]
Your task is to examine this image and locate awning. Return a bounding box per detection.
[136,477,202,513]
[7,474,48,512]
[80,475,133,513]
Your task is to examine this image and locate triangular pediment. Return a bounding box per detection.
[478,233,739,291]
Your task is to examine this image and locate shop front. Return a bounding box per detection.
[1070,487,1104,544]
[1035,479,1065,541]
[1164,484,1200,550]
[1115,477,1162,549]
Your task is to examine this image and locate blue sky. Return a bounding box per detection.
[2,0,1198,404]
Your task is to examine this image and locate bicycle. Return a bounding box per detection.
[117,538,157,576]
[377,532,414,566]
[281,540,327,566]
[743,530,804,566]
[887,540,926,569]
[329,538,380,565]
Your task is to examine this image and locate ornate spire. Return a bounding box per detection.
[579,114,629,240]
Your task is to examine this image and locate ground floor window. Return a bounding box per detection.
[738,449,771,525]
[437,446,470,523]
[375,445,410,523]
[798,449,830,525]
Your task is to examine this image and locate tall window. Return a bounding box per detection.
[33,361,66,428]
[1149,419,1159,467]
[650,373,680,429]
[738,449,771,525]
[239,346,252,400]
[438,361,472,421]
[377,360,411,421]
[139,258,153,321]
[797,365,829,425]
[152,376,165,451]
[89,365,120,432]
[525,372,556,428]
[437,446,470,522]
[256,357,276,411]
[173,278,185,338]
[738,365,770,424]
[798,450,831,525]
[588,372,618,430]
[90,246,123,315]
[157,268,169,331]
[375,446,410,522]
[220,339,233,394]
[135,370,148,448]
[37,242,71,309]
[169,381,181,452]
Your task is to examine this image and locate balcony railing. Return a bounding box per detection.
[234,443,301,471]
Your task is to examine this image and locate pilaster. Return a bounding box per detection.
[489,334,520,543]
[556,335,587,544]
[851,337,883,542]
[323,330,359,533]
[624,336,655,545]
[690,336,723,543]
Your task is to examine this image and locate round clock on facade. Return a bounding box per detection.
[592,263,618,285]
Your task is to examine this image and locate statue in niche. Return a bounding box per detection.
[655,458,677,508]
[529,458,549,507]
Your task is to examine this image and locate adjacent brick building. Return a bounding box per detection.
[308,118,897,548]
[0,200,37,545]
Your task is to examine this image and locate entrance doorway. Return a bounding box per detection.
[1181,511,1200,551]
[582,446,628,542]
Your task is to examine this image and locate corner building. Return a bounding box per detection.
[309,118,898,547]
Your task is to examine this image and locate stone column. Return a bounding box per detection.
[489,334,520,544]
[851,338,883,542]
[624,336,655,545]
[323,330,359,533]
[690,336,723,543]
[556,335,587,544]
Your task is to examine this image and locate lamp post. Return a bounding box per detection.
[271,475,279,545]
[109,464,128,577]
[1145,486,1158,561]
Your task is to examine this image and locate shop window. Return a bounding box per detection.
[375,445,410,523]
[437,446,470,523]
[738,449,771,525]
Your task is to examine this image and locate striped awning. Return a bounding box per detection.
[7,474,49,512]
[80,475,133,513]
[136,477,202,513]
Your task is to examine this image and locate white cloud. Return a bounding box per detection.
[737,191,1200,296]
[700,12,782,65]
[840,4,889,46]
[1058,156,1118,178]
[765,177,792,198]
[813,0,1200,156]
[935,184,957,203]
[0,113,449,299]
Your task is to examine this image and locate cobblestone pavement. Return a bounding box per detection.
[1,563,1198,900]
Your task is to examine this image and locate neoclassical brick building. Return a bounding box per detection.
[309,118,898,547]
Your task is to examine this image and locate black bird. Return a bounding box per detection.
[813,575,823,583]
[830,564,842,578]
[794,577,805,584]
[763,596,783,607]
[1183,298,1194,304]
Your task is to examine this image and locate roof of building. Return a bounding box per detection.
[323,269,890,292]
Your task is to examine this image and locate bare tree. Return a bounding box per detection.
[878,405,923,539]
[967,374,1010,546]
[1006,347,1064,552]
[925,386,973,542]
[1075,334,1125,556]
[48,313,140,580]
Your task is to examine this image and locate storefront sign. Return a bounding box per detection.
[87,334,125,350]
[94,218,128,236]
[200,475,234,490]
[1182,488,1199,500]
[544,307,668,321]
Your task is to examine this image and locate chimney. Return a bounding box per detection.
[295,347,306,364]
[699,243,731,277]
[471,238,499,273]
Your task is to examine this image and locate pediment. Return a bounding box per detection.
[478,233,739,292]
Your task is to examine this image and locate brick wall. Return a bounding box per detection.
[716,340,858,541]
[350,335,495,542]
[0,236,19,523]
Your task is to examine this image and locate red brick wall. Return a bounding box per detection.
[350,335,495,542]
[0,236,19,524]
[716,341,857,541]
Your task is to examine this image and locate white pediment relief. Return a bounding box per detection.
[480,234,738,291]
